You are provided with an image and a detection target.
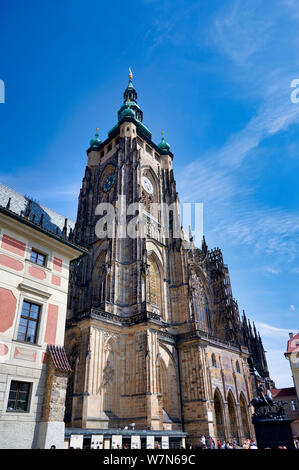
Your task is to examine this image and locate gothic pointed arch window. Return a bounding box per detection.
[156,348,180,425]
[146,253,163,317]
[157,357,170,416]
[239,393,250,439]
[102,336,119,417]
[212,353,217,368]
[213,389,225,441]
[92,251,107,307]
[191,271,212,332]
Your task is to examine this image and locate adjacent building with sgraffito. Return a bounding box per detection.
[0,184,86,448]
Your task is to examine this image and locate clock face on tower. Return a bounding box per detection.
[141,176,153,194]
[102,174,115,192]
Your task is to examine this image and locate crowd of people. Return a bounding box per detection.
[196,435,257,449]
[49,435,299,449]
[195,435,299,449]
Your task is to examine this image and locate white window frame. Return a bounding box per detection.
[13,292,47,347]
[2,376,38,418]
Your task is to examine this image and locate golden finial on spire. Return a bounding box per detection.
[161,130,164,135]
[96,128,99,132]
[129,67,133,80]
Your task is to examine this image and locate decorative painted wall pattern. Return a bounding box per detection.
[14,347,37,362]
[51,274,61,286]
[53,257,62,272]
[29,265,46,280]
[1,233,26,257]
[0,287,16,332]
[0,254,24,271]
[44,304,58,344]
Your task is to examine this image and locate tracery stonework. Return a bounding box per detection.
[102,361,114,388]
[64,74,270,444]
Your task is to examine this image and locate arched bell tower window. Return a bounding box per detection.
[146,253,164,318]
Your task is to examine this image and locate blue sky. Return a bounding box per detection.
[0,0,298,387]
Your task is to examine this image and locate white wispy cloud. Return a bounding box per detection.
[265,267,281,275]
[175,0,299,269]
[213,0,274,66]
[265,349,294,388]
[255,321,295,339]
[216,87,299,169]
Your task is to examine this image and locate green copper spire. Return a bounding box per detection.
[118,69,143,122]
[119,98,135,120]
[89,128,102,149]
[124,68,137,102]
[158,131,170,153]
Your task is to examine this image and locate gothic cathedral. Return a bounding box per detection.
[64,71,266,445]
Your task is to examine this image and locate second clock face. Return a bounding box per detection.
[141,176,153,194]
[102,174,115,192]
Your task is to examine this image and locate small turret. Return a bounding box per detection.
[158,131,170,154]
[201,235,207,253]
[89,128,102,150]
[253,321,257,337]
[62,218,68,239]
[119,99,135,120]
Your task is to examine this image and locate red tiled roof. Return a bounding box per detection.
[47,344,71,372]
[286,333,299,353]
[271,387,296,398]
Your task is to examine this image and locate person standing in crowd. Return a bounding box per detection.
[232,438,238,448]
[209,436,216,449]
[242,439,250,449]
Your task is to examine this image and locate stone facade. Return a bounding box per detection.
[65,74,265,445]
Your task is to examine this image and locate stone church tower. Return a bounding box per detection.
[65,71,259,444]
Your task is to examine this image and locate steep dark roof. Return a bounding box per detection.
[0,182,87,254]
[0,182,75,235]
